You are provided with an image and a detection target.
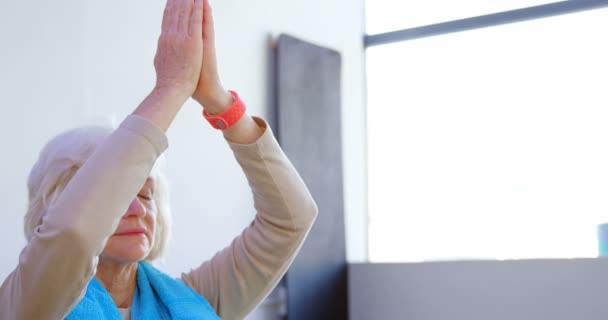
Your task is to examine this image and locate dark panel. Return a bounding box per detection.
[350,259,608,320]
[275,34,347,320]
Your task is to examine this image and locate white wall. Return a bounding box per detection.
[0,0,366,317]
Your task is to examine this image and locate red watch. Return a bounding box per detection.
[202,90,247,130]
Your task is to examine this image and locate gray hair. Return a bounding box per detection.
[24,125,171,261]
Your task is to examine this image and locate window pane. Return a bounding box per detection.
[366,0,559,34]
[367,8,608,262]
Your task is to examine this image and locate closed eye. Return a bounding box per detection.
[138,194,153,201]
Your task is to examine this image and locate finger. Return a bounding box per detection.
[202,0,215,43]
[178,0,194,32]
[189,0,203,37]
[161,0,175,31]
[202,0,220,82]
[169,0,185,31]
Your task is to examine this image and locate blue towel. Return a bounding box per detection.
[66,261,221,319]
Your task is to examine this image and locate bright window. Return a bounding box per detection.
[367,7,608,262]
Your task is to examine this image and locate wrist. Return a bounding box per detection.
[132,86,188,132]
[196,89,234,115]
[202,90,246,130]
[152,85,190,104]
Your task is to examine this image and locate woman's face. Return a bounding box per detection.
[100,178,157,263]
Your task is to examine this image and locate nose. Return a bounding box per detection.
[123,197,146,218]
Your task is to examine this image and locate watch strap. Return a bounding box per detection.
[202,90,246,130]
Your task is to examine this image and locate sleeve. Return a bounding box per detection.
[0,115,168,320]
[181,117,318,320]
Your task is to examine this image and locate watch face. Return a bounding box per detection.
[215,119,226,129]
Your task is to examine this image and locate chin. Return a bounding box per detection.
[101,237,152,263]
[103,250,150,263]
[121,250,149,262]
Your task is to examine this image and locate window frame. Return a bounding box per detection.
[365,0,608,47]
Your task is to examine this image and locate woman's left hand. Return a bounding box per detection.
[192,0,262,144]
[192,0,233,115]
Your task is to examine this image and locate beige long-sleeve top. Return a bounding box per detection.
[0,115,318,320]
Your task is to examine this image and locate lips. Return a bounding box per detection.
[115,227,146,236]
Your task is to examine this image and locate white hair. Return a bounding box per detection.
[24,124,172,261]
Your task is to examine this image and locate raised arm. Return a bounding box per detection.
[0,1,204,318]
[181,117,318,319]
[181,2,317,318]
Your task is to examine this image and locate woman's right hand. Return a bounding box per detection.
[132,0,204,132]
[153,0,204,100]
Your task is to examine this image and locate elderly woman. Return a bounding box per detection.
[0,0,317,319]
